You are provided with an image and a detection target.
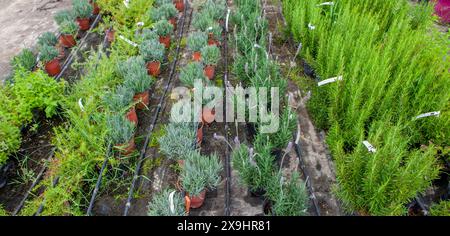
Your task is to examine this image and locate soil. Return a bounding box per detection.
[0,0,72,83]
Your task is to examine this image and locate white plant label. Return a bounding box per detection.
[318,75,343,86]
[137,22,144,27]
[168,191,176,214]
[226,9,231,32]
[317,2,334,7]
[308,23,316,30]
[78,98,85,112]
[414,111,441,120]
[118,35,138,47]
[123,0,130,8]
[363,141,377,153]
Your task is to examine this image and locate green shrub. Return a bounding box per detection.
[182,151,222,196]
[11,48,35,72]
[187,31,207,52]
[179,62,208,88]
[103,85,134,113]
[54,10,74,25]
[154,20,174,37]
[261,107,297,149]
[203,0,226,21]
[148,3,177,21]
[158,122,196,160]
[37,32,58,48]
[147,189,186,216]
[200,45,220,66]
[430,200,450,216]
[139,39,165,62]
[192,12,214,31]
[155,0,172,6]
[39,44,59,63]
[206,21,222,39]
[107,113,135,145]
[72,0,93,18]
[59,20,79,35]
[0,121,21,166]
[119,56,154,94]
[140,29,159,42]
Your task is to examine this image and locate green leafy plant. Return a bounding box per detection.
[182,151,222,195]
[153,20,174,37]
[155,0,172,6]
[187,31,207,52]
[0,121,21,166]
[37,32,58,48]
[192,12,214,31]
[103,85,134,113]
[72,0,93,18]
[262,107,297,149]
[107,113,135,145]
[207,21,222,40]
[10,48,35,71]
[139,39,165,62]
[54,10,75,25]
[39,44,59,63]
[147,188,186,216]
[59,20,79,35]
[158,122,196,160]
[201,45,220,66]
[203,0,226,21]
[265,172,309,216]
[430,200,450,216]
[179,62,208,88]
[119,56,154,93]
[0,205,8,216]
[148,3,177,21]
[140,28,159,42]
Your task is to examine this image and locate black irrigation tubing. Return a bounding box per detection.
[86,143,112,216]
[122,5,192,216]
[11,148,56,216]
[55,13,102,81]
[414,193,429,215]
[223,5,232,217]
[34,175,60,216]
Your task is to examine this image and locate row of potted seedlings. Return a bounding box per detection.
[38,0,100,76]
[107,4,178,155]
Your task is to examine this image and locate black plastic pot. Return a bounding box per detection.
[0,162,12,189]
[249,187,266,199]
[303,61,316,79]
[263,198,274,215]
[206,187,218,198]
[246,123,257,141]
[271,148,283,168]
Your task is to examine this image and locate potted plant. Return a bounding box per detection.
[54,10,74,26]
[154,20,174,48]
[181,151,222,209]
[107,114,136,156]
[203,0,226,23]
[10,48,36,72]
[58,20,78,48]
[207,22,222,46]
[140,28,159,42]
[103,86,137,125]
[40,44,60,76]
[72,0,93,31]
[179,62,209,88]
[192,12,214,32]
[187,31,207,61]
[139,39,165,77]
[149,3,178,29]
[156,0,173,5]
[147,188,187,216]
[158,122,196,166]
[89,0,100,15]
[173,0,184,12]
[120,57,155,110]
[200,45,220,80]
[37,32,64,59]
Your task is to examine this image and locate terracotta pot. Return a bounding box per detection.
[44,58,61,76]
[174,0,185,12]
[202,107,215,124]
[177,159,184,168]
[159,35,171,49]
[196,123,204,146]
[208,38,218,46]
[192,51,201,61]
[184,195,191,213]
[126,106,138,125]
[133,90,150,110]
[76,17,91,31]
[59,34,77,48]
[204,65,215,80]
[92,2,100,15]
[114,137,136,156]
[187,189,206,209]
[106,29,115,43]
[169,17,177,31]
[146,61,161,77]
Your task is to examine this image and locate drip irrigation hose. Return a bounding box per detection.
[86,143,112,216]
[34,175,59,216]
[55,14,102,81]
[12,148,56,216]
[123,5,192,216]
[414,194,429,215]
[223,5,231,217]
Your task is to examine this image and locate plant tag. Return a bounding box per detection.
[123,0,130,8]
[363,141,376,153]
[226,9,231,32]
[414,111,441,120]
[78,98,85,112]
[118,35,138,47]
[318,76,343,86]
[169,191,176,214]
[308,23,316,30]
[207,26,213,31]
[137,22,144,27]
[317,2,334,7]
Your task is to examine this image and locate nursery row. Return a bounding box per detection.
[283,0,449,215]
